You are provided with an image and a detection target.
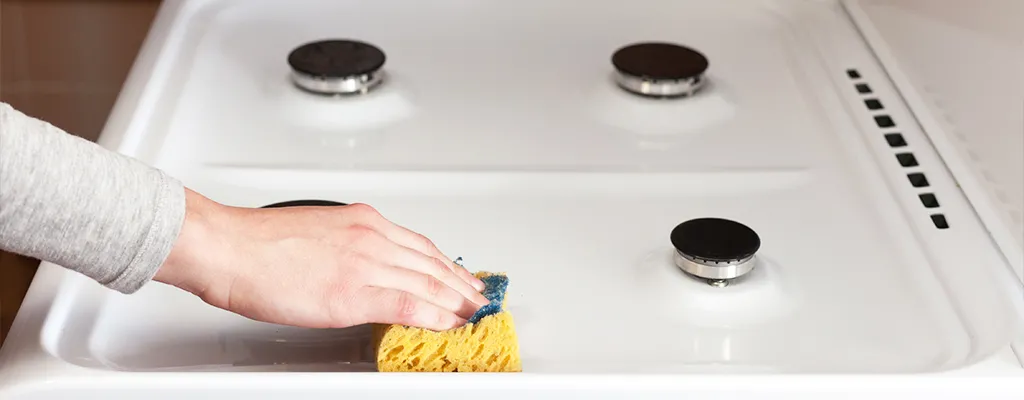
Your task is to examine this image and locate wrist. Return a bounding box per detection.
[154,188,237,298]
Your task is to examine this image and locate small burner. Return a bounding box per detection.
[611,42,708,98]
[669,218,760,285]
[287,39,386,95]
[261,199,348,208]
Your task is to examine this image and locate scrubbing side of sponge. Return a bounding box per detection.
[372,272,521,372]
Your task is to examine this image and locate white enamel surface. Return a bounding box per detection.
[843,0,1024,282]
[842,0,1024,368]
[1,0,1022,398]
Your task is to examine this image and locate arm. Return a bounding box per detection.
[0,102,185,293]
[0,102,486,331]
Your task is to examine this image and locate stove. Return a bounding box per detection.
[1,0,1021,398]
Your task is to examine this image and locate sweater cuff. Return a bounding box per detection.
[104,172,187,294]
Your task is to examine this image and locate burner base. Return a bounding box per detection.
[673,251,757,282]
[614,72,706,98]
[290,71,385,96]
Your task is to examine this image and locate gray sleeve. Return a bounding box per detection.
[0,102,186,294]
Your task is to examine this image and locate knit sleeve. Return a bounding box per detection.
[0,102,186,294]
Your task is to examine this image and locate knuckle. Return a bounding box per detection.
[348,203,381,218]
[437,311,451,329]
[346,224,380,245]
[348,223,375,237]
[415,233,437,250]
[425,275,443,297]
[432,257,451,275]
[395,291,418,318]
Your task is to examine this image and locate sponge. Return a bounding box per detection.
[371,271,521,372]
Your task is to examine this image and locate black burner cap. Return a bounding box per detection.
[612,42,708,81]
[287,39,386,78]
[261,199,348,208]
[670,218,760,262]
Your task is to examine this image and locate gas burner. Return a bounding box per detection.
[611,42,708,98]
[261,199,348,208]
[287,39,386,95]
[669,218,760,286]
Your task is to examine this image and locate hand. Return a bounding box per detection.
[154,189,489,331]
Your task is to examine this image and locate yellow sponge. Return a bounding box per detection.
[372,272,521,372]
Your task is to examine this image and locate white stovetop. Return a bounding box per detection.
[0,0,1022,398]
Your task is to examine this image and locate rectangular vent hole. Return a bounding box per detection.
[884,133,907,147]
[896,152,919,167]
[855,83,872,94]
[846,69,861,79]
[874,115,896,128]
[919,193,940,208]
[908,173,930,188]
[865,99,884,110]
[931,214,949,229]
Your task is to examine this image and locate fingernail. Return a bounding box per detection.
[472,279,486,292]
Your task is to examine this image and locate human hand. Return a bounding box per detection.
[154,189,489,331]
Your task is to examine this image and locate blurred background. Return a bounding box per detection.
[0,0,162,343]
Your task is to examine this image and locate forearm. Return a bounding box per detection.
[0,102,186,294]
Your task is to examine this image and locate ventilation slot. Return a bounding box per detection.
[884,133,907,148]
[846,68,949,230]
[919,194,940,208]
[874,115,896,128]
[896,153,918,167]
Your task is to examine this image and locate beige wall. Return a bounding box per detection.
[0,0,162,345]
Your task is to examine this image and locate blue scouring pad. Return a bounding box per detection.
[467,274,509,324]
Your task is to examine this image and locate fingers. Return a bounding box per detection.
[382,225,486,292]
[446,258,488,293]
[380,242,490,307]
[377,242,491,310]
[370,264,482,320]
[353,286,466,331]
[346,203,486,292]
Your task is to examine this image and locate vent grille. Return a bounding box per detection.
[846,69,949,230]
